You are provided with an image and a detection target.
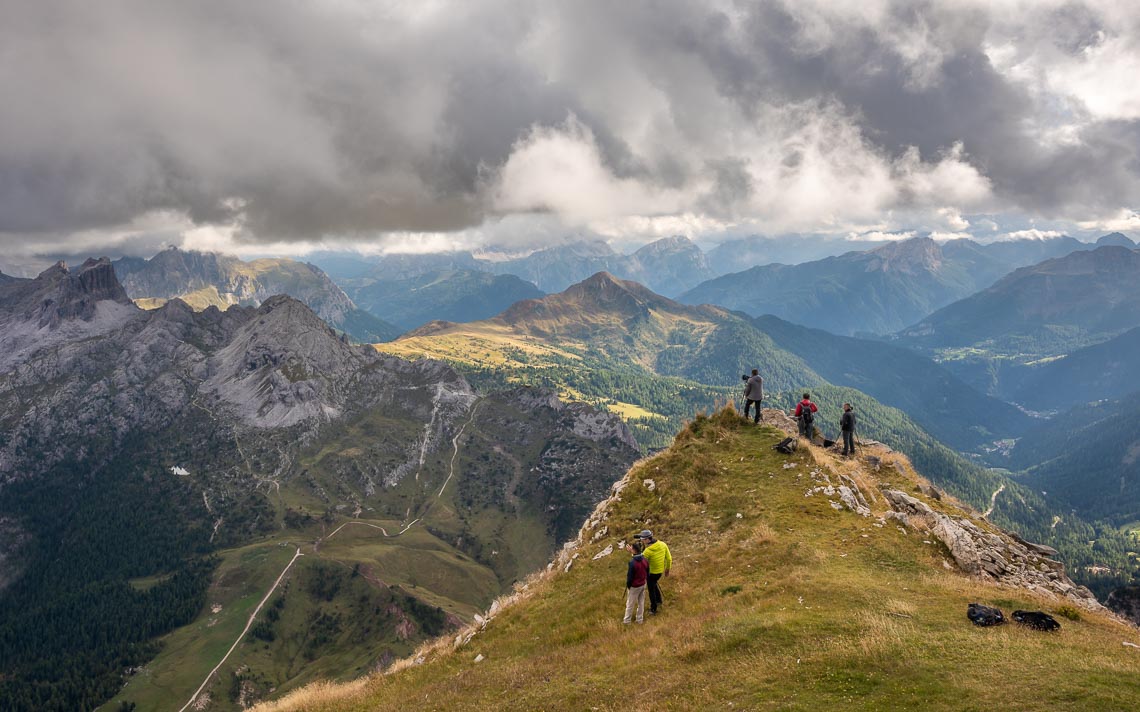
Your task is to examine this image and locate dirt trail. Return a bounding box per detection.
[178,547,304,712]
[983,484,1005,518]
[438,398,482,498]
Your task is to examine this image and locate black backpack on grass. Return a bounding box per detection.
[967,603,1005,626]
[1013,610,1060,631]
[774,437,797,454]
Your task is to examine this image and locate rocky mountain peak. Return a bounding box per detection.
[12,257,133,328]
[634,235,695,255]
[203,295,382,427]
[1095,232,1136,248]
[865,237,942,274]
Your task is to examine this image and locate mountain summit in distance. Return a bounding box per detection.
[114,247,400,343]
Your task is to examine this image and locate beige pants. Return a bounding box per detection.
[623,584,647,623]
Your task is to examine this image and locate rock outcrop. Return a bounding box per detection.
[881,488,1103,611]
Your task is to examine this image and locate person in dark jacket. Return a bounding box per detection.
[743,369,764,423]
[623,540,649,624]
[840,402,856,457]
[793,393,818,441]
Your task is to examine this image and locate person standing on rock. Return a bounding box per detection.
[742,369,764,423]
[793,393,818,442]
[636,530,672,615]
[840,403,857,457]
[623,540,649,624]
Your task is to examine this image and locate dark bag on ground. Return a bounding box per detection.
[774,437,797,454]
[967,603,1005,626]
[1013,610,1060,631]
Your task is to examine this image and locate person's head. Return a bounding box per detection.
[802,393,810,401]
[636,529,653,543]
[751,369,758,376]
[629,540,644,554]
[844,402,852,411]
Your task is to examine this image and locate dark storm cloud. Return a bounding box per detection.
[0,0,1137,250]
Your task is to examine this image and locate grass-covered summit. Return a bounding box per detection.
[255,409,1140,711]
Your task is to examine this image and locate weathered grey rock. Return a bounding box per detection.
[881,488,1106,612]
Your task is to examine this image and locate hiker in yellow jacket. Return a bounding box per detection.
[635,529,671,615]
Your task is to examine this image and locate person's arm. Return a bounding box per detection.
[663,544,672,576]
[626,559,634,588]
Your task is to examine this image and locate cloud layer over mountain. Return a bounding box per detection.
[2,0,1138,259]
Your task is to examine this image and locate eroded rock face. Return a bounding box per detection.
[881,489,1103,611]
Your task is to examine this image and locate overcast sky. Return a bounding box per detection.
[1,0,1138,270]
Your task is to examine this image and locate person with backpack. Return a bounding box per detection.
[793,393,818,441]
[622,540,649,624]
[635,530,671,615]
[840,402,856,457]
[742,369,764,423]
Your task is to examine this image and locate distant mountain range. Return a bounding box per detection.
[898,245,1140,353]
[329,235,716,298]
[113,247,400,343]
[680,235,1135,337]
[681,237,984,336]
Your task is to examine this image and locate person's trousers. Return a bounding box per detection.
[744,399,762,422]
[800,420,813,440]
[647,572,664,612]
[623,584,646,623]
[842,430,855,456]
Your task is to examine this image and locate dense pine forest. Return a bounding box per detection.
[0,451,219,711]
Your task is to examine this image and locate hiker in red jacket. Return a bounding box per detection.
[793,393,818,441]
[623,540,649,624]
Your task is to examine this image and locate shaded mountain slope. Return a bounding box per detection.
[1003,393,1140,526]
[349,269,544,331]
[1005,326,1140,412]
[750,314,1033,451]
[899,245,1140,353]
[255,411,1139,712]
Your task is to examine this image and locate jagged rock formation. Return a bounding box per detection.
[113,247,399,343]
[881,489,1100,610]
[0,261,636,494]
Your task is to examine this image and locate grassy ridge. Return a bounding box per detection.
[255,411,1140,712]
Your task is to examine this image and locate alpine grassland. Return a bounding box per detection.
[253,409,1140,712]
